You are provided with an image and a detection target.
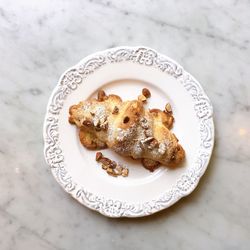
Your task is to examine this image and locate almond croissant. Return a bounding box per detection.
[68,90,185,171]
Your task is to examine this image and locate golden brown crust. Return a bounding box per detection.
[69,89,185,168]
[68,116,75,124]
[79,128,107,150]
[116,100,143,130]
[150,108,174,129]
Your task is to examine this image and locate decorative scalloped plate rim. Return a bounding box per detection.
[43,46,214,217]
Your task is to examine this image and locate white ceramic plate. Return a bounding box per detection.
[43,46,214,217]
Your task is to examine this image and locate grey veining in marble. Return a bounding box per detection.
[0,0,250,249]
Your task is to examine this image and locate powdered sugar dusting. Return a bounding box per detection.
[92,105,107,126]
[132,125,146,158]
[158,142,167,155]
[116,127,134,141]
[82,103,91,113]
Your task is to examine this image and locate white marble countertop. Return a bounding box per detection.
[0,0,250,249]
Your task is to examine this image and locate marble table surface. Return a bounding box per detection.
[0,0,250,249]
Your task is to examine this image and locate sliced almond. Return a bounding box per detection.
[99,157,112,165]
[141,137,154,144]
[96,152,103,161]
[138,94,147,103]
[121,168,129,177]
[95,153,129,177]
[102,164,108,170]
[116,166,123,175]
[107,168,118,177]
[142,88,151,98]
[109,161,117,169]
[165,103,172,113]
[97,90,106,101]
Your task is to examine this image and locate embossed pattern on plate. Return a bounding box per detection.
[43,46,214,217]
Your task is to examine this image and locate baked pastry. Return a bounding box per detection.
[69,89,185,170]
